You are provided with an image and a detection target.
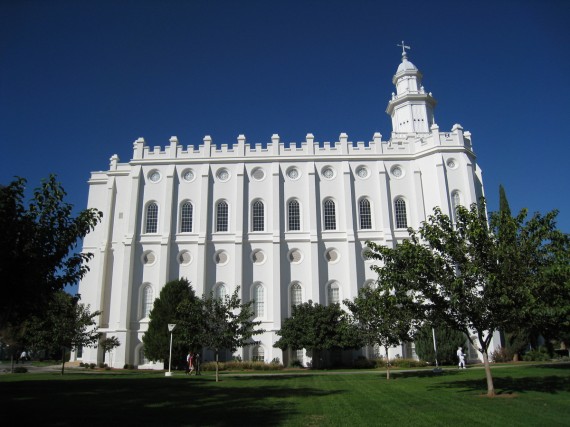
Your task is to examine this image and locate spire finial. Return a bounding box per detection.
[397,41,411,59]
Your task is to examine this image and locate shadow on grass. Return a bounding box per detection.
[391,370,463,379]
[0,374,342,426]
[430,374,570,395]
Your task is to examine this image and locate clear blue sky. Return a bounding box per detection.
[2,0,569,238]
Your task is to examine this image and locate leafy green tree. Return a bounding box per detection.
[25,291,101,374]
[274,301,362,369]
[100,336,121,365]
[345,286,416,379]
[196,287,264,382]
[413,323,466,366]
[367,199,569,397]
[0,176,102,330]
[143,278,197,368]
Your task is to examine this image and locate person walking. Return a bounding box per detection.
[457,346,466,369]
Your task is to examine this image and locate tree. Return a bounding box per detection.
[142,278,197,368]
[344,286,416,379]
[25,291,101,374]
[413,323,466,366]
[195,287,264,382]
[274,301,362,369]
[367,199,569,397]
[100,336,121,365]
[0,176,102,330]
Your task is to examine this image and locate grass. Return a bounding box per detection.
[1,363,569,426]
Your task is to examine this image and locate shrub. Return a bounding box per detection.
[13,367,28,373]
[89,363,96,369]
[389,358,428,369]
[353,356,375,369]
[522,347,551,362]
[491,347,511,363]
[289,360,304,368]
[123,364,135,370]
[200,360,284,371]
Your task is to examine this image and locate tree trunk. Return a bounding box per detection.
[385,346,390,380]
[482,351,495,397]
[60,347,66,375]
[215,350,219,382]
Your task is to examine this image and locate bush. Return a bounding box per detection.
[389,358,428,369]
[89,363,96,369]
[353,356,375,369]
[123,364,135,370]
[491,347,511,363]
[289,360,304,368]
[13,366,28,373]
[522,347,551,362]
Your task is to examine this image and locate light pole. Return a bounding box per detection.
[165,323,176,377]
[432,327,442,373]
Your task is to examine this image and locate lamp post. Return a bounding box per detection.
[432,327,442,373]
[165,323,176,377]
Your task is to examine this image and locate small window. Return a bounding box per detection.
[145,203,158,233]
[290,282,302,311]
[252,200,264,232]
[180,202,193,233]
[323,199,336,230]
[451,191,461,221]
[142,285,153,318]
[252,345,264,362]
[394,198,407,229]
[288,200,300,231]
[359,199,372,229]
[327,282,340,305]
[214,283,227,300]
[216,201,228,232]
[253,283,264,318]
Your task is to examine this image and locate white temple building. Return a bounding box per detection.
[74,47,497,369]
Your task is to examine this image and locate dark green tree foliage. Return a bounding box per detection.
[367,199,569,397]
[143,278,197,368]
[274,301,362,369]
[345,286,416,379]
[25,291,101,374]
[0,176,102,329]
[197,287,264,382]
[414,324,466,366]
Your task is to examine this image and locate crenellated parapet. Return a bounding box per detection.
[130,125,472,163]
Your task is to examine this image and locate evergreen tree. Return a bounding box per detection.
[142,278,197,368]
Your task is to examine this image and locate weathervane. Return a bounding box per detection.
[397,41,411,57]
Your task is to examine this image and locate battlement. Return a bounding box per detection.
[127,126,472,165]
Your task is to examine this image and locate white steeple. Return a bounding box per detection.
[386,42,436,134]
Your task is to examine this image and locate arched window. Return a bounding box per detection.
[327,282,340,305]
[253,283,264,318]
[288,200,300,231]
[180,201,193,233]
[252,200,264,232]
[139,346,149,366]
[394,198,407,229]
[359,198,372,229]
[290,282,302,311]
[451,191,461,221]
[216,201,228,232]
[142,285,153,318]
[145,203,158,233]
[214,283,227,300]
[323,199,336,230]
[252,345,264,362]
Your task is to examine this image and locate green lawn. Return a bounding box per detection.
[1,364,569,426]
